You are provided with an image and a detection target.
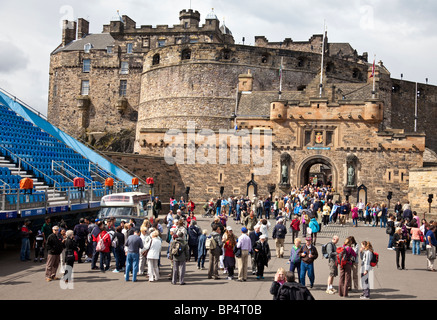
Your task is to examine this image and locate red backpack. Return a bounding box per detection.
[370,251,379,267]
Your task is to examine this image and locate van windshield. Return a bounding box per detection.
[98,207,137,218]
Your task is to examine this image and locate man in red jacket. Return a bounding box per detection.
[96,227,112,272]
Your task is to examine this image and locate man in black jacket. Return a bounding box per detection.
[270,271,315,300]
[249,225,261,275]
[44,226,64,282]
[272,219,287,258]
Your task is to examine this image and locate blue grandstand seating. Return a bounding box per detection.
[0,103,112,193]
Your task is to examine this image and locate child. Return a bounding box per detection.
[275,267,287,286]
[288,238,302,282]
[33,230,45,262]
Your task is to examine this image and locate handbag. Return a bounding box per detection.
[233,246,242,258]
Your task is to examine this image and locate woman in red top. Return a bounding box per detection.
[223,231,237,280]
[96,229,112,272]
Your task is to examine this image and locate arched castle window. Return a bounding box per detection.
[182,49,191,60]
[152,54,160,65]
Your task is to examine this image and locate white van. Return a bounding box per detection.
[97,192,150,225]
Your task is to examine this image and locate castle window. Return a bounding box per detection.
[326,131,334,146]
[158,39,166,47]
[261,54,269,64]
[222,49,231,60]
[297,85,306,91]
[326,62,335,73]
[119,80,127,96]
[297,57,306,68]
[120,61,129,74]
[392,84,400,93]
[352,68,363,81]
[182,49,191,60]
[106,46,113,54]
[80,80,90,96]
[84,43,92,53]
[152,54,160,66]
[82,59,91,73]
[304,131,312,146]
[127,43,133,54]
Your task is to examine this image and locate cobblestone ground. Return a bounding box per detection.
[0,214,435,301]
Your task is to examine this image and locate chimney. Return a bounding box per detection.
[62,20,77,46]
[77,18,89,39]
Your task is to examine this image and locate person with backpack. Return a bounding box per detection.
[338,237,357,297]
[207,225,223,280]
[170,231,190,285]
[290,215,300,244]
[359,240,374,299]
[386,214,396,250]
[272,219,287,258]
[324,235,339,295]
[270,271,315,300]
[297,237,318,288]
[96,226,112,272]
[308,217,320,245]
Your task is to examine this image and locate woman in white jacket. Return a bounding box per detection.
[145,230,162,281]
[359,240,373,299]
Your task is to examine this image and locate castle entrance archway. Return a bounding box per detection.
[297,155,337,190]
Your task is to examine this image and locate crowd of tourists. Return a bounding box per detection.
[18,183,437,300]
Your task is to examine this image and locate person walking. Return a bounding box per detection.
[253,234,271,279]
[290,215,300,243]
[187,220,201,262]
[20,219,32,261]
[207,225,223,280]
[197,229,207,270]
[170,231,190,285]
[425,225,437,272]
[145,230,162,282]
[410,220,422,255]
[359,240,373,299]
[325,235,339,295]
[236,227,252,282]
[393,227,406,270]
[45,226,64,282]
[249,225,261,275]
[338,237,357,297]
[288,237,302,282]
[386,214,396,250]
[272,218,287,258]
[124,228,144,282]
[348,236,360,292]
[297,237,318,288]
[223,230,237,280]
[112,226,125,273]
[62,230,77,283]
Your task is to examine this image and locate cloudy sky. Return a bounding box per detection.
[0,0,436,115]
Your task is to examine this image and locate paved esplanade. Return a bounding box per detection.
[0,214,435,300]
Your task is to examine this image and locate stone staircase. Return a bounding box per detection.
[0,156,69,206]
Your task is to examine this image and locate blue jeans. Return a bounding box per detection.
[299,261,315,286]
[388,235,394,248]
[197,254,206,268]
[99,252,111,271]
[216,207,221,216]
[412,239,421,255]
[20,238,30,261]
[289,261,301,283]
[125,252,139,282]
[380,216,387,228]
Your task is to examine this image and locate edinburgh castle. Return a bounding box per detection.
[48,8,437,214]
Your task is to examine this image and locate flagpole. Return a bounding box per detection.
[279,56,283,99]
[372,54,376,99]
[319,21,326,98]
[414,82,418,132]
